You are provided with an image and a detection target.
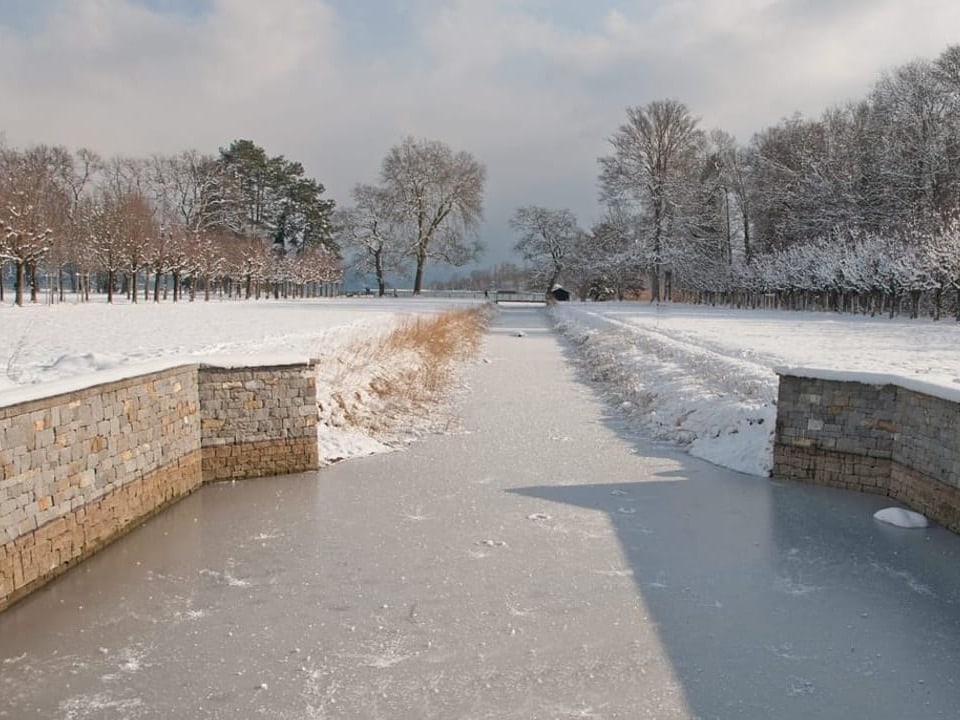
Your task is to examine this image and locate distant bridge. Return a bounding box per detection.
[494,290,547,304]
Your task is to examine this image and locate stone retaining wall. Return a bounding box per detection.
[774,371,960,531]
[198,365,318,482]
[0,362,318,611]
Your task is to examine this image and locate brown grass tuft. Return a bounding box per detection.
[379,306,488,395]
[315,306,491,448]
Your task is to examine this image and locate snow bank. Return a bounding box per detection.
[550,305,777,476]
[551,300,960,478]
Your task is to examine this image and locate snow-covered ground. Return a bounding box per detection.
[551,302,960,476]
[0,296,484,463]
[4,297,959,477]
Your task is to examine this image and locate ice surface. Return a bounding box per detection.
[4,307,960,718]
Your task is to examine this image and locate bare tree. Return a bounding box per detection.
[335,183,407,296]
[57,148,103,300]
[117,192,157,303]
[380,137,485,294]
[600,100,703,301]
[152,150,227,236]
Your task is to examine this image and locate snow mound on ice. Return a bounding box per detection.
[873,507,929,528]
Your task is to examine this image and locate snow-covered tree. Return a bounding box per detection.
[86,193,126,303]
[0,146,69,305]
[869,59,957,232]
[599,100,704,301]
[510,206,583,295]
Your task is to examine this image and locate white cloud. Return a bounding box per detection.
[1,0,959,265]
[0,0,340,153]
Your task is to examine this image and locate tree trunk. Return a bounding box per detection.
[29,263,38,303]
[742,212,751,264]
[14,260,25,307]
[651,194,663,303]
[107,269,115,304]
[545,269,560,297]
[413,252,426,296]
[375,249,386,297]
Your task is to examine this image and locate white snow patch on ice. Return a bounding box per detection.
[59,693,145,719]
[873,507,929,528]
[199,568,250,587]
[773,575,822,596]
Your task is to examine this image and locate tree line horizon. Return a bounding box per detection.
[4,43,960,318]
[0,135,489,306]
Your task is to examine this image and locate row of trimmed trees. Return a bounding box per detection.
[514,44,960,318]
[2,135,488,305]
[0,140,339,305]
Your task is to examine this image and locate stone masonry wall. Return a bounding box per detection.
[774,372,960,532]
[0,366,203,610]
[1,362,320,612]
[198,364,318,482]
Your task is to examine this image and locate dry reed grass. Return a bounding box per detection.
[316,305,490,449]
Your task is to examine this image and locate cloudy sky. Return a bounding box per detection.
[1,0,958,270]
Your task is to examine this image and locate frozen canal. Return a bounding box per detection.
[3,307,960,718]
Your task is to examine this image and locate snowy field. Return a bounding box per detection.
[551,302,960,476]
[0,296,485,463]
[0,296,480,395]
[4,297,959,477]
